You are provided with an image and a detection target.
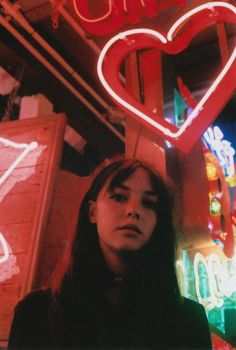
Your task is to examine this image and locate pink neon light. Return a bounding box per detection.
[0,233,9,264]
[0,137,38,186]
[97,2,236,143]
[0,232,20,282]
[73,0,113,22]
[73,0,148,22]
[0,138,38,280]
[124,0,128,12]
[167,2,236,41]
[123,0,146,12]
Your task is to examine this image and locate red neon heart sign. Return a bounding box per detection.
[97,2,236,153]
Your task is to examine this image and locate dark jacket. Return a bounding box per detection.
[8,287,212,350]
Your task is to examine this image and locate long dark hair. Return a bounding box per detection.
[53,157,182,320]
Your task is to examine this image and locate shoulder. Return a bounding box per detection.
[179,297,209,326]
[8,288,52,349]
[12,287,52,325]
[182,297,206,314]
[17,288,51,306]
[14,288,52,316]
[175,297,212,349]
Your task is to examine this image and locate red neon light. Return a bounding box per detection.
[73,0,186,36]
[97,2,236,153]
[0,137,43,281]
[212,333,234,350]
[0,137,38,186]
[0,232,19,283]
[0,233,9,264]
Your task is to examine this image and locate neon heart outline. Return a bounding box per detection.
[97,2,236,153]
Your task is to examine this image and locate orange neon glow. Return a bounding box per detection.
[206,162,218,181]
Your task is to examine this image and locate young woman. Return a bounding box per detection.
[8,158,212,349]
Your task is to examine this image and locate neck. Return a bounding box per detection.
[102,249,134,304]
[100,243,137,276]
[105,253,129,276]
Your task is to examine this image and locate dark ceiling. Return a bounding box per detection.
[0,0,235,175]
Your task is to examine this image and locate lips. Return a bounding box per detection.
[117,224,142,235]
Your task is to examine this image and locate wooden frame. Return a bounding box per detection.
[0,114,66,344]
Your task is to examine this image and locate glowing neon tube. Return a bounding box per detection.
[97,2,236,142]
[0,233,9,264]
[0,138,38,186]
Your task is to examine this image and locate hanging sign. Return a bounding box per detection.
[97,2,236,153]
[204,126,235,177]
[73,0,187,36]
[193,252,236,311]
[0,137,39,283]
[0,115,66,343]
[0,137,38,187]
[0,233,19,283]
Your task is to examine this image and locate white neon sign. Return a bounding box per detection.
[0,233,9,264]
[0,137,38,186]
[166,2,233,41]
[0,137,38,280]
[0,232,19,282]
[97,2,236,140]
[193,252,236,311]
[204,126,235,177]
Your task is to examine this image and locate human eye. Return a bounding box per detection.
[110,191,128,203]
[142,198,157,210]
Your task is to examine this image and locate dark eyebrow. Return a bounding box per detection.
[114,184,158,197]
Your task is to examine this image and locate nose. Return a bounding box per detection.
[127,211,140,219]
[126,197,141,219]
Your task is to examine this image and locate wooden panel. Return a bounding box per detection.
[0,114,66,345]
[178,142,211,250]
[35,169,92,291]
[0,285,22,343]
[0,193,38,224]
[0,223,32,253]
[125,50,166,176]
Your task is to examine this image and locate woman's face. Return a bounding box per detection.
[89,167,158,255]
